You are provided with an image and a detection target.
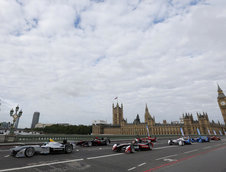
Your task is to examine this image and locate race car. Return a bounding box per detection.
[76,137,110,147]
[168,137,193,146]
[210,136,221,141]
[112,141,153,153]
[192,136,210,143]
[10,139,75,158]
[136,136,157,143]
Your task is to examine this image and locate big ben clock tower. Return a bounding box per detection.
[217,85,226,125]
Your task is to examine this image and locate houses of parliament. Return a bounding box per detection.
[92,85,226,135]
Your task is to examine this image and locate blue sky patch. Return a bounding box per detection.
[74,15,81,29]
[93,56,106,66]
[90,0,105,3]
[16,0,23,6]
[190,0,201,6]
[153,18,165,24]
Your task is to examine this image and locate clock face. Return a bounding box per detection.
[220,101,226,106]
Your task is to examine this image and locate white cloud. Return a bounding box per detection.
[0,0,226,127]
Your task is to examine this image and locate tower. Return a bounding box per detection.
[144,104,155,125]
[31,112,40,129]
[183,113,195,135]
[112,103,123,125]
[217,85,226,125]
[197,112,210,135]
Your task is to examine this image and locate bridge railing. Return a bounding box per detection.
[14,134,212,143]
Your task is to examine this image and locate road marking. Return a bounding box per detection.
[87,153,124,160]
[202,146,212,149]
[184,149,198,154]
[163,158,177,162]
[156,154,178,160]
[0,158,84,172]
[128,167,136,171]
[138,162,146,167]
[4,155,10,158]
[153,146,177,150]
[144,144,226,172]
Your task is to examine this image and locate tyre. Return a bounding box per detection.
[65,144,73,154]
[88,141,92,147]
[105,139,110,145]
[25,147,35,157]
[168,140,172,145]
[116,147,122,152]
[125,145,135,153]
[131,145,135,153]
[148,143,152,150]
[178,141,184,146]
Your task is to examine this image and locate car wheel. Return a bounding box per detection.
[116,147,122,152]
[125,145,135,153]
[88,141,92,147]
[178,141,184,146]
[131,145,135,153]
[106,139,110,145]
[25,147,35,157]
[65,144,73,154]
[148,143,152,150]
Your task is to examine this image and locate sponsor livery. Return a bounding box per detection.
[10,139,75,158]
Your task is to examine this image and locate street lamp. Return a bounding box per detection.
[9,105,23,135]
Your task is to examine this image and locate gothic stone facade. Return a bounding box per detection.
[92,86,226,135]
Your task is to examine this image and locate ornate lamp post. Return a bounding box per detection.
[9,105,23,135]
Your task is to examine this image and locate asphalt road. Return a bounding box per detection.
[0,137,225,172]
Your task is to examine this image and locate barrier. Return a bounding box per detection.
[14,134,211,143]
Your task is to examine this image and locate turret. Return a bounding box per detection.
[144,104,155,125]
[112,103,124,125]
[218,84,225,99]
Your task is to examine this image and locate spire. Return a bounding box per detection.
[217,84,225,99]
[218,84,222,92]
[145,103,148,112]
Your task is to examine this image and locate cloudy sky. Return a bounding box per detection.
[0,0,226,128]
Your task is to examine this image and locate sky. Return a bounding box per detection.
[0,0,226,128]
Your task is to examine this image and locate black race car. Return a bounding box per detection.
[76,137,111,147]
[112,141,153,153]
[10,140,75,158]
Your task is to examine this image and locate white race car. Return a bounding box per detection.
[168,137,192,146]
[11,140,75,158]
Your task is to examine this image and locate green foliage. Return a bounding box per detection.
[35,124,92,134]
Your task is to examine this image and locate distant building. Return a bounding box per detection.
[92,120,108,125]
[171,121,179,124]
[31,112,40,129]
[0,122,10,129]
[35,123,53,128]
[34,123,69,129]
[93,86,226,135]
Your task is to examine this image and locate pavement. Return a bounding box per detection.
[0,137,225,172]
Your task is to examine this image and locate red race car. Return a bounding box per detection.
[136,136,157,143]
[76,137,110,147]
[112,140,153,153]
[210,136,221,141]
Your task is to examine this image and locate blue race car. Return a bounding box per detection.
[183,136,193,144]
[192,136,210,143]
